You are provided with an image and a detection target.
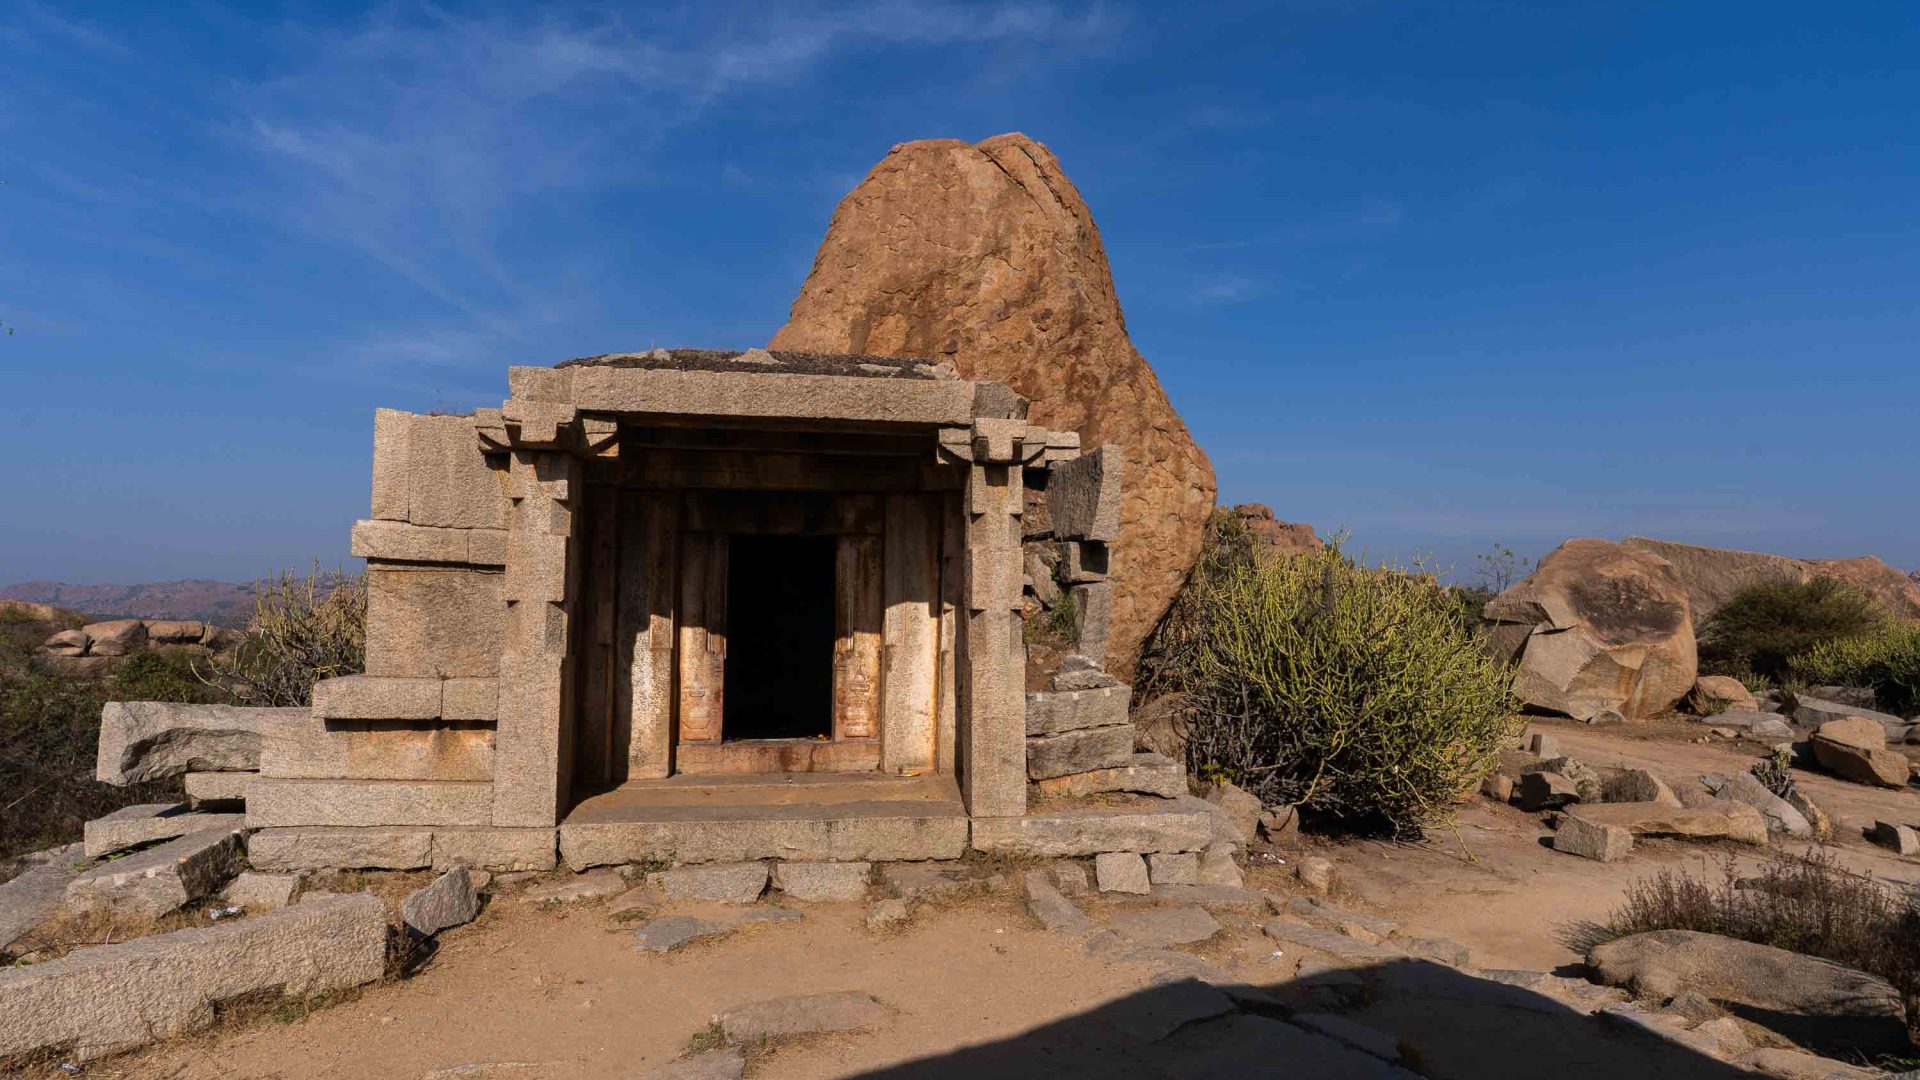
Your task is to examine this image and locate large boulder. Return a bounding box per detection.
[769,133,1217,678]
[1230,504,1323,563]
[1485,539,1697,721]
[1810,716,1910,788]
[1622,537,1920,620]
[1588,929,1909,1055]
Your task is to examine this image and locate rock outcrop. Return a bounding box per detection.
[770,133,1217,677]
[1231,504,1323,563]
[1622,537,1920,620]
[1485,539,1698,721]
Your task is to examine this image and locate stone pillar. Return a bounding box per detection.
[960,424,1029,819]
[493,450,581,828]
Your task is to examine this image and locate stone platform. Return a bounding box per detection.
[559,773,970,870]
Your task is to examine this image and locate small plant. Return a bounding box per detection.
[1141,523,1521,837]
[1473,543,1531,594]
[199,565,365,707]
[685,1021,728,1056]
[1792,622,1920,714]
[1697,578,1884,681]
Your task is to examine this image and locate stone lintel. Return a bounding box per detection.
[351,520,508,567]
[513,366,978,427]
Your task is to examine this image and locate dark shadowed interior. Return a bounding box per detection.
[723,534,835,740]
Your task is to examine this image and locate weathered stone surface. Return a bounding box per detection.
[1024,685,1129,736]
[364,566,505,679]
[865,898,910,930]
[879,861,984,903]
[1094,851,1150,894]
[81,618,147,656]
[1869,821,1920,855]
[1603,769,1681,808]
[770,134,1216,678]
[1021,871,1090,931]
[82,802,245,858]
[248,777,493,827]
[260,713,494,782]
[1621,536,1920,621]
[1070,580,1113,664]
[1295,856,1334,892]
[1702,771,1812,837]
[1564,800,1768,844]
[1261,919,1396,961]
[1202,781,1263,845]
[1551,815,1633,862]
[971,803,1211,856]
[1293,1012,1405,1064]
[1734,1047,1882,1080]
[1589,929,1909,1054]
[1485,538,1697,721]
[96,702,305,785]
[1480,773,1514,802]
[311,674,442,720]
[0,843,82,952]
[431,828,557,872]
[42,628,90,656]
[248,826,432,871]
[1811,717,1911,787]
[222,872,302,910]
[402,865,481,936]
[524,868,626,904]
[771,861,870,902]
[0,892,386,1062]
[65,829,244,918]
[717,991,888,1043]
[1711,709,1797,738]
[1285,896,1396,943]
[1689,675,1758,714]
[1147,851,1199,885]
[635,1049,746,1080]
[1196,844,1244,887]
[653,861,769,904]
[1049,444,1122,543]
[1031,752,1185,799]
[1150,883,1268,910]
[183,771,251,806]
[1025,723,1135,780]
[562,809,968,870]
[1396,936,1473,968]
[1110,904,1221,947]
[395,411,508,529]
[1518,771,1581,811]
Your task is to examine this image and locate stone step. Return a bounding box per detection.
[970,799,1211,857]
[65,829,245,918]
[82,803,246,859]
[1030,752,1185,799]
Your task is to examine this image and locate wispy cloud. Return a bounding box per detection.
[233,1,1120,362]
[1190,273,1264,305]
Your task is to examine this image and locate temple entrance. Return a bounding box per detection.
[722,534,835,741]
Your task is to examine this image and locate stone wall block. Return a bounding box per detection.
[247,778,493,828]
[1048,445,1122,542]
[371,407,411,521]
[248,827,432,871]
[406,414,508,529]
[364,566,506,679]
[312,675,442,721]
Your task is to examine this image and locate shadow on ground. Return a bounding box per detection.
[839,959,1760,1079]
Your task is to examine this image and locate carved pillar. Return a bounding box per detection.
[959,418,1030,818]
[493,449,581,827]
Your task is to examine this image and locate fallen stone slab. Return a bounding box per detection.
[1602,769,1681,808]
[1518,771,1580,811]
[1561,800,1767,844]
[1551,815,1633,862]
[403,865,481,936]
[1284,896,1397,943]
[0,843,83,953]
[1794,695,1907,734]
[96,702,306,785]
[1094,851,1150,894]
[1295,856,1333,892]
[1811,718,1911,787]
[1262,919,1396,962]
[633,915,731,953]
[222,871,302,911]
[0,892,386,1062]
[1109,904,1221,947]
[66,828,245,918]
[771,860,869,902]
[1396,936,1473,968]
[1589,928,1909,1055]
[1196,844,1244,887]
[1702,771,1812,837]
[1031,753,1185,799]
[1024,685,1129,736]
[523,868,627,904]
[1021,871,1091,932]
[1025,723,1136,780]
[716,990,888,1043]
[654,861,768,904]
[1149,883,1268,909]
[82,802,246,858]
[636,1049,746,1080]
[879,861,984,902]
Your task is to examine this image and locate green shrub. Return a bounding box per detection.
[1142,528,1521,837]
[1697,578,1884,681]
[199,566,365,707]
[1793,622,1920,714]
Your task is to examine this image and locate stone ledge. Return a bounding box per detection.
[310,675,499,723]
[351,519,509,567]
[1025,684,1129,736]
[530,365,980,426]
[248,778,493,828]
[560,814,967,871]
[0,893,386,1063]
[248,827,433,871]
[969,803,1212,857]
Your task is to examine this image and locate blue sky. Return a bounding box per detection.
[3,1,1917,586]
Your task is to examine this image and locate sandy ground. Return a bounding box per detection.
[88,718,1920,1080]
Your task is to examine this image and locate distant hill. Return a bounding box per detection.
[0,579,255,627]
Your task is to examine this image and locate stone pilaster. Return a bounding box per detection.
[493,450,581,828]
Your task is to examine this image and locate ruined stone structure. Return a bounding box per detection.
[97,349,1208,873]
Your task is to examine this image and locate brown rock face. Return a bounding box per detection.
[1621,537,1920,620]
[1232,504,1323,563]
[771,133,1217,678]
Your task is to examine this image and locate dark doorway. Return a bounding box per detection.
[723,534,835,740]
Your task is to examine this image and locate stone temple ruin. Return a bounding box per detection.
[96,349,1213,876]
